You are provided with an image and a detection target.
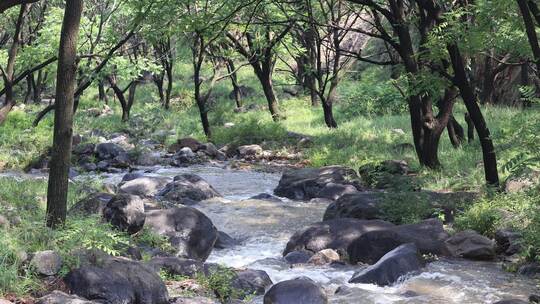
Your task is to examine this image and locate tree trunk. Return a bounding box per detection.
[127,81,137,119]
[257,71,281,121]
[226,59,242,108]
[154,74,165,105]
[46,0,83,228]
[0,4,29,124]
[518,0,540,73]
[447,115,465,148]
[108,77,129,122]
[24,74,33,103]
[164,63,173,110]
[98,79,108,103]
[448,44,500,187]
[33,70,44,104]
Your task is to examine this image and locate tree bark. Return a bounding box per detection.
[46,0,83,228]
[448,43,500,186]
[447,115,465,148]
[98,79,108,103]
[517,0,540,73]
[257,71,281,121]
[226,59,242,108]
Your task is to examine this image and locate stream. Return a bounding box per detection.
[3,164,538,303]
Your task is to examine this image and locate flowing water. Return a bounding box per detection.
[3,165,538,303]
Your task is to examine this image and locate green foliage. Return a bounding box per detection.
[133,227,176,254]
[196,266,240,303]
[338,68,407,117]
[380,192,435,224]
[454,198,502,237]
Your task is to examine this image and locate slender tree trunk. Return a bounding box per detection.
[226,59,242,108]
[256,71,281,121]
[517,0,540,73]
[33,70,44,104]
[447,115,465,148]
[25,74,33,103]
[464,112,475,142]
[0,4,29,124]
[46,0,83,228]
[126,80,137,119]
[164,64,173,110]
[98,79,108,103]
[448,44,500,186]
[154,74,165,105]
[108,77,129,122]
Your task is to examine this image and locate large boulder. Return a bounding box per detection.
[214,231,239,250]
[158,174,221,205]
[232,269,273,298]
[69,193,114,216]
[348,219,450,264]
[145,206,218,261]
[95,142,126,160]
[445,230,496,260]
[100,257,169,304]
[119,176,171,197]
[65,266,136,304]
[146,257,204,278]
[495,229,523,255]
[263,278,327,304]
[36,291,97,304]
[349,243,423,286]
[30,250,62,276]
[323,192,383,221]
[103,194,146,234]
[283,218,394,256]
[274,166,360,201]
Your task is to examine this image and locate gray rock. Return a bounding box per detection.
[36,291,97,304]
[232,269,273,298]
[445,230,495,260]
[200,143,219,158]
[30,250,62,276]
[323,192,383,221]
[283,218,394,256]
[517,263,540,278]
[145,206,218,261]
[95,143,126,160]
[492,300,529,304]
[146,257,204,278]
[316,183,359,201]
[171,297,219,304]
[284,251,312,264]
[237,145,263,157]
[119,176,171,197]
[249,193,283,203]
[349,243,423,286]
[264,277,327,304]
[348,219,450,264]
[158,174,221,205]
[69,193,114,216]
[495,229,523,255]
[65,266,136,304]
[103,194,146,234]
[101,257,169,304]
[214,231,239,249]
[274,166,360,201]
